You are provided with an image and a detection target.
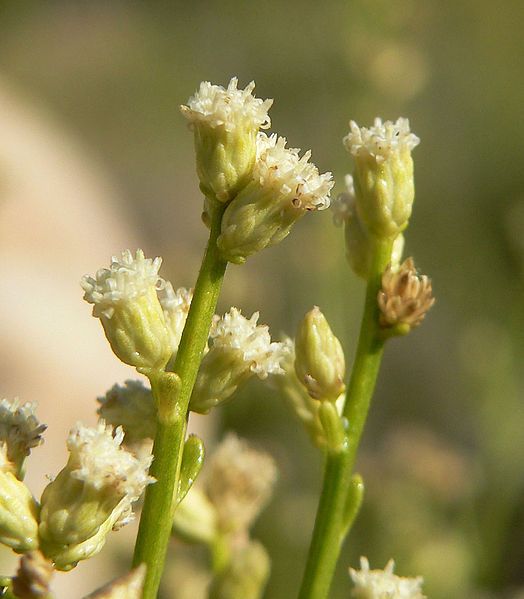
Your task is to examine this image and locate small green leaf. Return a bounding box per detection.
[177,435,205,504]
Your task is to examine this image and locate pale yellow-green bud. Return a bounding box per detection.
[0,446,39,554]
[190,309,289,414]
[295,307,346,401]
[343,118,419,239]
[217,133,333,264]
[81,250,172,372]
[97,380,156,443]
[39,423,153,570]
[84,564,146,599]
[209,540,270,599]
[180,78,273,203]
[172,487,218,545]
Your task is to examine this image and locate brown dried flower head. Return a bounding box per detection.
[378,257,434,330]
[12,551,54,599]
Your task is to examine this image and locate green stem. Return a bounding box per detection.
[298,238,392,599]
[133,203,228,598]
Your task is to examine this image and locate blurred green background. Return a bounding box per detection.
[1,1,523,597]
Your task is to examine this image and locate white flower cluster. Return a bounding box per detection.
[210,308,289,378]
[349,558,426,599]
[343,118,420,163]
[331,174,356,227]
[0,398,46,462]
[67,421,154,501]
[254,133,333,211]
[180,77,273,132]
[206,434,277,532]
[158,282,193,351]
[81,250,162,319]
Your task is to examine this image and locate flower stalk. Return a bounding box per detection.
[132,201,228,598]
[298,237,393,599]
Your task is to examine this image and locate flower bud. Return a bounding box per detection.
[378,257,435,334]
[343,118,420,238]
[217,133,333,264]
[190,308,289,414]
[0,398,46,478]
[349,557,426,599]
[180,78,273,203]
[0,445,39,553]
[295,307,346,401]
[332,175,404,280]
[39,422,153,570]
[97,381,156,443]
[81,250,172,372]
[84,565,146,599]
[209,540,270,599]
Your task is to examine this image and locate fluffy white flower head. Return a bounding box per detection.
[343,118,420,164]
[0,398,46,462]
[81,250,162,319]
[331,174,356,227]
[67,421,154,501]
[207,434,277,532]
[158,282,193,351]
[254,133,333,210]
[210,308,290,378]
[350,558,426,599]
[180,77,273,132]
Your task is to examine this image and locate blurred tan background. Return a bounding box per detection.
[0,1,523,597]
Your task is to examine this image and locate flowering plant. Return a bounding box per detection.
[0,78,432,599]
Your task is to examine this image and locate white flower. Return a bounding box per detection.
[0,398,46,466]
[210,308,289,378]
[349,558,426,599]
[343,118,420,164]
[81,250,172,370]
[67,421,154,501]
[254,133,333,211]
[158,282,193,351]
[180,77,272,132]
[206,434,277,532]
[331,174,356,226]
[81,249,162,319]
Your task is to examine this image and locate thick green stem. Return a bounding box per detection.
[133,203,228,598]
[298,238,392,599]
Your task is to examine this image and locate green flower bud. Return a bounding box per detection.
[209,540,270,599]
[81,250,172,372]
[295,307,346,401]
[343,118,420,238]
[180,78,273,203]
[97,380,156,443]
[0,446,39,553]
[190,309,289,414]
[172,487,218,545]
[39,423,153,570]
[217,133,333,264]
